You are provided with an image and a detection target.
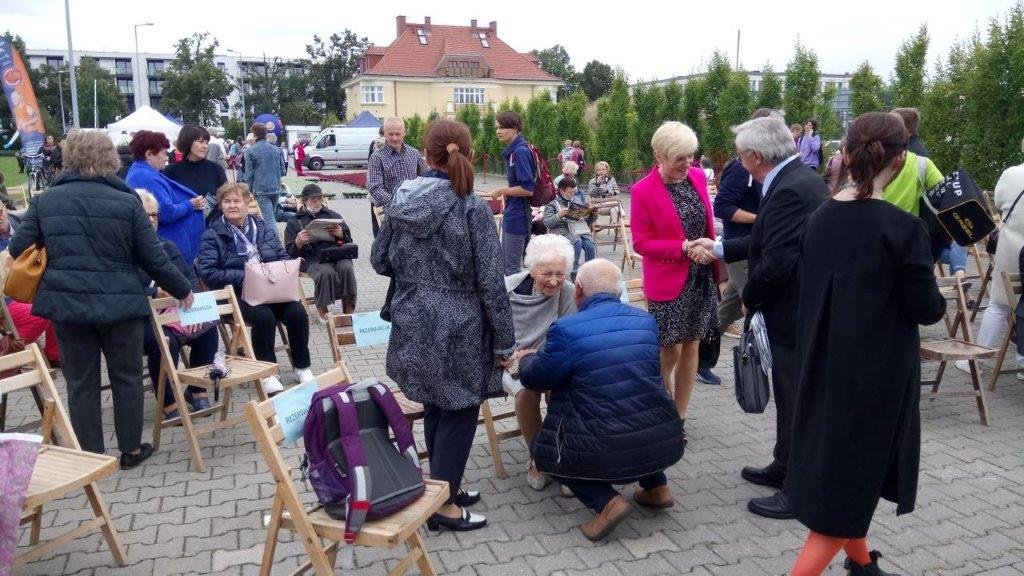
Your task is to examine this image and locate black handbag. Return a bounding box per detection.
[921,168,996,247]
[698,325,721,371]
[732,331,770,414]
[316,243,358,263]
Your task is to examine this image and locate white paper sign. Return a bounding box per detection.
[177,291,219,326]
[351,312,392,347]
[619,280,629,304]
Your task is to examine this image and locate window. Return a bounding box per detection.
[477,32,490,49]
[217,62,226,71]
[219,98,229,113]
[116,79,134,94]
[115,59,132,75]
[362,85,384,104]
[453,87,484,105]
[45,56,64,68]
[148,79,164,95]
[147,60,165,75]
[149,96,162,109]
[316,134,335,149]
[416,29,427,45]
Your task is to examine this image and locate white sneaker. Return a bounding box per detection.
[526,459,550,491]
[1017,363,1024,380]
[261,375,285,395]
[295,368,316,383]
[561,484,574,497]
[954,360,972,374]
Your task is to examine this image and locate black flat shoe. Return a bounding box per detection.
[741,464,785,490]
[426,507,487,532]
[844,551,900,575]
[747,490,794,519]
[119,443,154,470]
[453,489,481,507]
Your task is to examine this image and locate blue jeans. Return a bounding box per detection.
[573,235,596,274]
[256,194,279,225]
[938,243,967,275]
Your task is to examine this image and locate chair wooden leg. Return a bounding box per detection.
[220,386,233,423]
[259,493,284,576]
[480,401,507,479]
[29,507,42,544]
[411,530,437,576]
[968,361,991,426]
[84,482,128,566]
[989,326,1012,392]
[931,361,947,397]
[153,367,167,451]
[170,374,206,472]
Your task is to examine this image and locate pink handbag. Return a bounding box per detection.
[242,258,302,305]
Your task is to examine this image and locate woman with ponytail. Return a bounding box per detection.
[371,119,515,532]
[787,112,945,576]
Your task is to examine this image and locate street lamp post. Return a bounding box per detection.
[64,0,80,128]
[133,22,154,110]
[227,49,247,128]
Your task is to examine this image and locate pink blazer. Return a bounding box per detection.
[630,165,717,302]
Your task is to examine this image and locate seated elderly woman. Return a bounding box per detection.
[136,189,219,419]
[283,184,357,321]
[197,182,314,395]
[503,234,577,490]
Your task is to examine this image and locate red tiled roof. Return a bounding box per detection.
[363,23,560,82]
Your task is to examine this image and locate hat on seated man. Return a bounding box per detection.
[515,259,685,540]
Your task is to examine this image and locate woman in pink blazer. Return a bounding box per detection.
[630,121,717,434]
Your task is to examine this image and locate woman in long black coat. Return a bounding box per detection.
[787,112,946,576]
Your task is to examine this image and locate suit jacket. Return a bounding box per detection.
[630,166,716,302]
[722,159,826,347]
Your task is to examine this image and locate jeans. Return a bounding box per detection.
[423,403,480,505]
[553,472,667,512]
[239,299,310,368]
[978,302,1024,364]
[53,318,145,454]
[142,324,220,406]
[502,231,528,275]
[256,194,279,226]
[572,235,596,274]
[938,243,968,275]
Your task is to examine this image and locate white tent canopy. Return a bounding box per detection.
[106,106,181,145]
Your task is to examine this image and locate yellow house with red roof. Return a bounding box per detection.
[342,16,563,121]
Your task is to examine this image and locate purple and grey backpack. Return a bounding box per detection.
[301,379,425,544]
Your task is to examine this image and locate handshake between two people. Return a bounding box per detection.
[684,238,716,265]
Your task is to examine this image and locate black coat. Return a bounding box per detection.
[283,206,353,272]
[196,216,290,297]
[9,171,192,324]
[722,160,827,347]
[789,199,945,538]
[137,238,200,296]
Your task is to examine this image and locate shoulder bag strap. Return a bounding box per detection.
[366,383,422,472]
[1000,186,1024,227]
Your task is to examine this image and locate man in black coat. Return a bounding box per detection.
[690,116,826,519]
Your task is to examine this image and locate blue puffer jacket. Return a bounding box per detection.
[125,160,205,263]
[196,216,291,298]
[519,293,684,481]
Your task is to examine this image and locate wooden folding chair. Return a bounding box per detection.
[920,275,994,425]
[591,200,624,252]
[624,277,647,310]
[149,286,279,471]
[987,271,1024,391]
[970,260,994,323]
[619,219,642,274]
[3,343,127,570]
[243,362,448,576]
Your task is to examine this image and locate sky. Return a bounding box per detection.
[2,0,1016,81]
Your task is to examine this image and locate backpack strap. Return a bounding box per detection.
[366,383,422,472]
[331,391,371,544]
[917,156,941,216]
[302,388,338,467]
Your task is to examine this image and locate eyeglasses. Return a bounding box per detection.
[147,212,159,220]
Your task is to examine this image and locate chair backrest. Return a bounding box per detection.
[326,313,355,364]
[0,343,77,448]
[934,275,974,341]
[1002,272,1021,311]
[624,277,647,309]
[149,285,252,359]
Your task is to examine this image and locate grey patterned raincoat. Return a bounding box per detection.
[371,175,516,410]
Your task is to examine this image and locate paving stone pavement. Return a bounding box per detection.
[9,175,1024,575]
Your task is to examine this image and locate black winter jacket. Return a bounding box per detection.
[196,216,290,298]
[9,171,192,324]
[283,206,353,272]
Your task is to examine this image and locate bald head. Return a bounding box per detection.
[575,259,622,302]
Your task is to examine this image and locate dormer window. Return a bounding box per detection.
[477,32,489,48]
[417,29,427,45]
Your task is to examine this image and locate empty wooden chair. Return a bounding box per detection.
[149,286,279,471]
[243,362,448,576]
[4,343,127,570]
[988,271,1024,390]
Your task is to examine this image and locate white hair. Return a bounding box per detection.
[383,117,405,131]
[523,234,574,273]
[651,121,698,162]
[134,188,157,211]
[576,259,621,298]
[561,161,579,175]
[732,117,796,165]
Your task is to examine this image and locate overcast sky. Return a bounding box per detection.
[3,0,1014,81]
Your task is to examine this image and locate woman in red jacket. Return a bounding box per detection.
[629,121,717,438]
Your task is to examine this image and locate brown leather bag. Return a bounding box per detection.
[5,245,47,303]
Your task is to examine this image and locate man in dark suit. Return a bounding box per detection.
[689,116,826,519]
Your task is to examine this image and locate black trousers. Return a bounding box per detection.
[770,343,796,484]
[423,403,479,505]
[371,203,380,238]
[53,318,145,454]
[553,472,667,513]
[142,324,219,406]
[239,299,310,369]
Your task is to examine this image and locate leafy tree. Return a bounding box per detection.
[814,84,840,140]
[456,104,481,142]
[304,31,370,119]
[579,60,614,101]
[426,109,440,123]
[475,107,502,170]
[891,24,930,108]
[280,101,320,125]
[523,92,559,158]
[783,43,821,124]
[404,113,425,149]
[320,111,341,128]
[680,78,706,138]
[161,33,233,124]
[849,61,885,116]
[498,98,526,116]
[756,64,784,110]
[244,57,310,118]
[71,57,125,128]
[555,91,590,148]
[533,45,580,97]
[222,116,245,141]
[715,71,754,155]
[594,76,632,173]
[632,83,665,167]
[700,52,736,158]
[660,80,683,122]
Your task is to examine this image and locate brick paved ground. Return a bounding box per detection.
[9,174,1024,575]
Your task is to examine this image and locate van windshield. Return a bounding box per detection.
[317,134,335,148]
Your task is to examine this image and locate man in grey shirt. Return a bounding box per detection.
[367,117,426,237]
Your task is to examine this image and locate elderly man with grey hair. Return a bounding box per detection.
[689,115,826,520]
[367,117,427,237]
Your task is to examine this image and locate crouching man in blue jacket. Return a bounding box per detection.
[515,258,685,540]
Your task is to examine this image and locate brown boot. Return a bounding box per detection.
[634,485,674,509]
[581,494,632,541]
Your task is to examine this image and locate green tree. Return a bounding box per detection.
[523,92,559,158]
[161,33,233,124]
[814,84,840,140]
[72,57,126,128]
[280,101,320,125]
[533,45,580,97]
[320,111,341,128]
[404,113,425,149]
[426,109,440,123]
[891,24,930,108]
[680,78,706,137]
[921,44,972,173]
[700,52,736,159]
[714,71,754,159]
[475,107,502,171]
[555,91,590,147]
[244,58,310,118]
[783,43,821,124]
[756,64,784,110]
[594,76,633,173]
[579,60,614,101]
[632,82,665,167]
[660,80,683,122]
[222,116,245,141]
[849,61,885,116]
[456,104,481,142]
[304,31,370,119]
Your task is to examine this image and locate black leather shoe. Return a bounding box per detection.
[453,489,481,507]
[426,507,487,532]
[747,490,794,519]
[741,464,785,490]
[119,443,154,470]
[844,550,901,575]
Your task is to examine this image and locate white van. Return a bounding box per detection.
[303,126,380,170]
